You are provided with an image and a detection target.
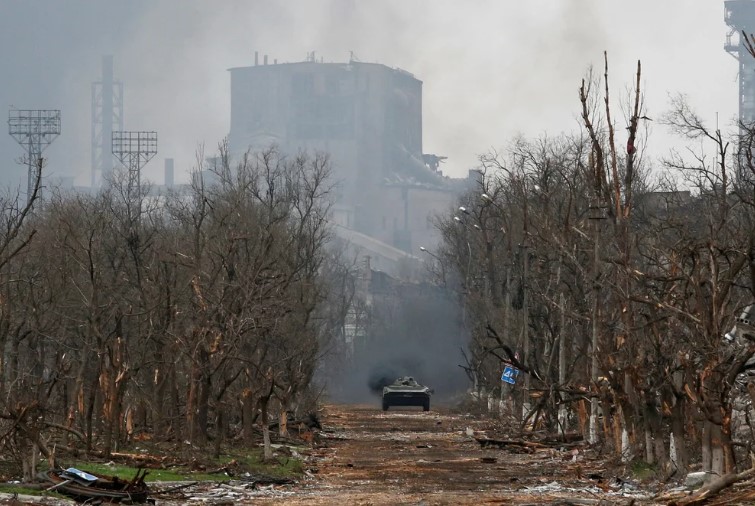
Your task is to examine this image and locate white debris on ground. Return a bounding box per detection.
[0,492,76,505]
[152,480,305,504]
[521,479,655,502]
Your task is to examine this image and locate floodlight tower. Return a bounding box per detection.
[112,131,157,218]
[725,0,755,126]
[92,55,124,187]
[8,109,61,203]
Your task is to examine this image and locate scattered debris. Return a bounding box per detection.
[268,413,323,432]
[237,473,294,488]
[474,436,547,453]
[151,481,199,495]
[683,471,709,490]
[660,466,755,505]
[41,467,150,504]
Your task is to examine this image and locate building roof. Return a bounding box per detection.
[227,60,418,81]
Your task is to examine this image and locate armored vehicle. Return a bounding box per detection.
[382,376,431,411]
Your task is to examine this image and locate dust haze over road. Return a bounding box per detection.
[325,283,470,407]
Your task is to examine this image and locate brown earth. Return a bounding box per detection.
[245,403,651,505]
[6,402,755,505]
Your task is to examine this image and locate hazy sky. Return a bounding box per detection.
[0,0,742,187]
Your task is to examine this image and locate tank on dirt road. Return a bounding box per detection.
[382,376,432,411]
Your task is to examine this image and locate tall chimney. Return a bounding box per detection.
[254,51,259,66]
[100,55,114,184]
[264,54,268,65]
[164,158,174,187]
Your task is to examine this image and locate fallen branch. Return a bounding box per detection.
[206,466,233,475]
[237,473,294,486]
[541,431,585,444]
[474,432,584,452]
[671,467,755,505]
[474,436,547,452]
[90,450,170,463]
[151,481,199,495]
[553,498,620,506]
[43,422,86,444]
[706,488,755,506]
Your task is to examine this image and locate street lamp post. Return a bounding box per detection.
[480,193,515,418]
[587,197,606,444]
[453,215,473,292]
[419,246,446,285]
[490,176,533,424]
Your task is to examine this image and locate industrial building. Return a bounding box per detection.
[725,0,755,182]
[227,53,466,258]
[726,0,755,125]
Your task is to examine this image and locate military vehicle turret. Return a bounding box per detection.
[382,376,432,411]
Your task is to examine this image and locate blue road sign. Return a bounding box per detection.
[501,365,520,385]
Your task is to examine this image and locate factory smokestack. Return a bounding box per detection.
[164,158,174,187]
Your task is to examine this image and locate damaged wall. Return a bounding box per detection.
[228,58,457,255]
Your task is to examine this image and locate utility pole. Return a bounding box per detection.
[555,253,567,435]
[558,291,567,434]
[588,197,606,444]
[521,178,531,423]
[521,240,530,421]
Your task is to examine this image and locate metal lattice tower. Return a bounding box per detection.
[92,55,124,187]
[725,0,755,126]
[8,109,61,203]
[112,131,157,214]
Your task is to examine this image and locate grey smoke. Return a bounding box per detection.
[329,283,469,404]
[0,1,740,188]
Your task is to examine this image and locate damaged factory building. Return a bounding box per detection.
[227,52,469,266]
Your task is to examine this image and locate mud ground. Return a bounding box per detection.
[6,402,755,505]
[208,403,652,505]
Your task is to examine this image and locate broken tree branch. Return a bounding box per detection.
[671,466,755,505]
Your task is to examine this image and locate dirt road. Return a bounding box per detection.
[6,403,753,505]
[248,403,651,505]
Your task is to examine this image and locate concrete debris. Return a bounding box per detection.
[683,470,710,489]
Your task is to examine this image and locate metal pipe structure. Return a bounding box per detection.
[92,55,124,187]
